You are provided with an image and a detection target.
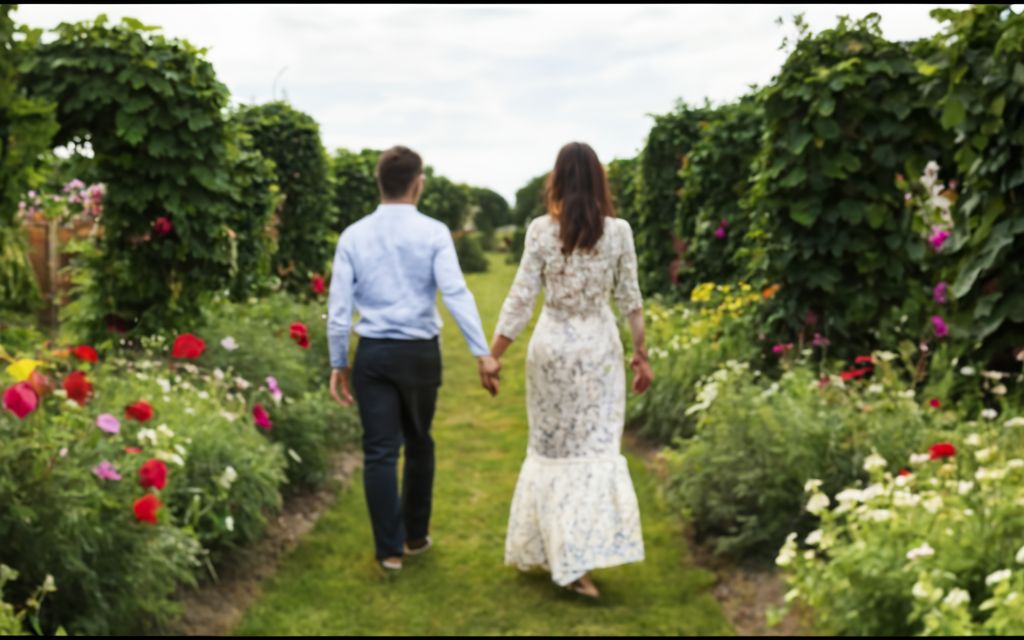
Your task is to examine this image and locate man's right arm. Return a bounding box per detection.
[326,232,355,371]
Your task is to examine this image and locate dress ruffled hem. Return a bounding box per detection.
[504,452,645,586]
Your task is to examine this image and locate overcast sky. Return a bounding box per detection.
[15,3,968,203]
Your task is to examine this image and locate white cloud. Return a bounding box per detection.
[13,3,968,203]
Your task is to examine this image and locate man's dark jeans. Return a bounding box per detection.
[352,336,442,560]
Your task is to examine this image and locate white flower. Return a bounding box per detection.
[234,376,251,391]
[776,533,798,567]
[138,428,158,446]
[986,569,1012,587]
[804,478,823,493]
[225,516,235,532]
[897,389,916,399]
[221,336,239,351]
[960,366,976,376]
[836,489,864,504]
[182,363,199,375]
[288,448,303,463]
[958,481,975,496]
[910,453,931,465]
[1004,417,1024,429]
[1015,545,1024,565]
[923,495,944,514]
[805,529,823,546]
[906,542,935,561]
[943,588,970,608]
[157,423,175,439]
[981,370,1008,381]
[993,384,1008,396]
[156,450,185,467]
[861,484,885,502]
[912,580,943,603]
[894,491,920,508]
[982,408,998,421]
[965,508,975,517]
[135,372,150,381]
[197,390,210,400]
[863,452,887,472]
[185,407,196,415]
[213,367,225,381]
[784,588,801,603]
[965,433,982,447]
[975,447,995,463]
[866,384,884,395]
[220,410,237,423]
[976,467,1007,482]
[866,509,892,522]
[156,377,172,393]
[53,389,67,399]
[218,466,238,490]
[1008,459,1024,469]
[875,350,898,362]
[806,493,830,515]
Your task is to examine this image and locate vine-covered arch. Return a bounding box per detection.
[23,14,277,339]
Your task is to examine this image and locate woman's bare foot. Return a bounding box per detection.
[570,573,600,599]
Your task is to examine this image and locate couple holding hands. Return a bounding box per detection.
[326,141,653,599]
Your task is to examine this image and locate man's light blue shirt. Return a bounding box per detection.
[327,203,491,369]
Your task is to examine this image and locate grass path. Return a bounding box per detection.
[234,253,731,636]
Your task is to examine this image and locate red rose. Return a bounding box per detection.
[72,345,99,363]
[289,322,310,349]
[311,274,326,295]
[928,442,956,460]
[840,366,873,382]
[133,494,162,524]
[296,333,310,349]
[139,459,168,490]
[125,400,154,422]
[929,398,941,409]
[63,371,93,406]
[854,355,874,364]
[153,216,173,237]
[171,333,206,359]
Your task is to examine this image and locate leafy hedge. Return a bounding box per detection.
[235,101,334,292]
[419,170,471,231]
[330,147,380,231]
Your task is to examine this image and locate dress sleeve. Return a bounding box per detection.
[495,218,545,341]
[613,219,643,316]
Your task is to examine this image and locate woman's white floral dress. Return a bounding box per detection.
[495,214,645,586]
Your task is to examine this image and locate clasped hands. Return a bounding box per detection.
[478,355,501,397]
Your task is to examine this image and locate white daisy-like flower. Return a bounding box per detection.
[965,433,982,447]
[910,453,931,465]
[836,488,864,504]
[213,367,225,381]
[1008,459,1024,469]
[906,542,935,561]
[960,366,976,376]
[182,363,199,375]
[923,495,944,514]
[976,467,1007,482]
[157,424,175,439]
[863,452,887,472]
[993,384,1008,396]
[894,491,920,508]
[943,588,970,608]
[986,569,1012,587]
[234,376,251,391]
[185,407,196,415]
[225,516,235,532]
[981,408,998,421]
[806,493,830,515]
[975,447,995,463]
[220,410,237,423]
[197,390,210,400]
[156,377,172,393]
[958,481,974,496]
[861,484,885,502]
[897,389,916,399]
[804,478,823,493]
[805,529,823,546]
[866,509,892,522]
[218,466,238,490]
[221,336,239,351]
[1004,417,1024,429]
[156,450,185,467]
[138,428,159,446]
[135,372,150,381]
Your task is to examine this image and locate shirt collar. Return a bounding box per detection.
[376,203,417,213]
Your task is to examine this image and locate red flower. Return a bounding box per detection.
[252,403,273,430]
[133,494,162,524]
[289,322,310,349]
[928,442,956,461]
[929,398,941,409]
[71,345,99,363]
[311,274,326,295]
[840,367,873,382]
[63,371,93,406]
[153,216,174,237]
[125,400,154,422]
[818,376,830,389]
[3,383,39,419]
[854,355,874,364]
[124,447,143,455]
[171,333,206,359]
[27,370,54,397]
[139,459,168,490]
[899,468,911,477]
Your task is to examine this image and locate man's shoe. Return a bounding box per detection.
[379,556,403,571]
[404,536,432,556]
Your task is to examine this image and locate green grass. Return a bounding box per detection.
[234,253,731,636]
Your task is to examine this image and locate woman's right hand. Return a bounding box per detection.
[630,353,653,395]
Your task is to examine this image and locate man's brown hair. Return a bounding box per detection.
[376,146,424,198]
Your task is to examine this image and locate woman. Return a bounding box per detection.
[489,142,654,598]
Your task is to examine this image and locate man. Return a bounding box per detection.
[327,145,501,572]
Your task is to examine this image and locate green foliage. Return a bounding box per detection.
[746,13,950,354]
[24,15,277,339]
[607,156,640,224]
[235,101,334,292]
[469,187,510,251]
[676,95,764,289]
[419,171,471,231]
[920,5,1024,363]
[455,233,488,274]
[330,147,380,231]
[268,389,360,493]
[507,172,547,263]
[0,5,57,311]
[635,101,715,295]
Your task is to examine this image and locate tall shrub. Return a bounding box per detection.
[329,147,380,232]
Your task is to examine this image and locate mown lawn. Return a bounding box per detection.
[234,253,731,636]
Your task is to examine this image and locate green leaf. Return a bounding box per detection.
[788,202,817,227]
[914,60,939,76]
[940,97,966,129]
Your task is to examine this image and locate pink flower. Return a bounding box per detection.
[3,383,39,419]
[933,281,948,305]
[812,333,830,348]
[153,216,174,237]
[929,227,950,251]
[772,343,794,354]
[266,376,283,403]
[96,413,121,435]
[931,315,949,339]
[714,226,726,239]
[93,460,122,481]
[253,403,272,430]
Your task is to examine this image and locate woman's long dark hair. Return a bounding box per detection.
[545,142,616,255]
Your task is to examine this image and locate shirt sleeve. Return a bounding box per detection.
[326,231,356,369]
[613,219,643,316]
[433,228,491,358]
[494,218,544,341]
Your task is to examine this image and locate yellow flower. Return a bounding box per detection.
[6,359,44,382]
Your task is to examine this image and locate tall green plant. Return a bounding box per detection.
[329,147,380,232]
